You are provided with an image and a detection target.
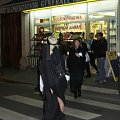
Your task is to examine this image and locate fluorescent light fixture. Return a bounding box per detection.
[89,15,104,18]
[98,12,115,16]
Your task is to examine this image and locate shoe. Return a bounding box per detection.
[99,81,104,84]
[78,91,81,97]
[103,80,106,83]
[95,79,99,82]
[74,93,77,98]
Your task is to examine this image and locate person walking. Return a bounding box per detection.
[67,39,86,98]
[40,34,67,120]
[95,32,107,83]
[86,33,99,74]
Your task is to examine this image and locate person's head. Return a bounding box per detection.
[96,32,103,40]
[48,34,58,45]
[89,33,94,40]
[74,39,81,48]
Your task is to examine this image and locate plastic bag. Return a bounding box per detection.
[85,52,90,62]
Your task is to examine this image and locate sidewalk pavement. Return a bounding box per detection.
[0,68,38,86]
[0,67,119,91]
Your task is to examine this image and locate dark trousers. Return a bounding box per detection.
[70,70,84,94]
[89,53,98,73]
[85,62,91,76]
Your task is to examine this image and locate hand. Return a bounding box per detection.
[57,97,65,113]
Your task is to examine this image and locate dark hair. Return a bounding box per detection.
[73,39,80,45]
[96,32,103,37]
[73,39,83,48]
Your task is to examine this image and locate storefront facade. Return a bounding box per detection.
[0,0,119,68]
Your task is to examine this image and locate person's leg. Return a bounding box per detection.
[90,56,99,73]
[70,73,77,98]
[69,73,74,93]
[77,69,84,97]
[89,53,98,73]
[97,57,106,83]
[85,62,91,77]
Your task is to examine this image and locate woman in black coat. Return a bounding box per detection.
[40,35,67,120]
[67,39,86,98]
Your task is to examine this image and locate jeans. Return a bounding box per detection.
[97,57,106,81]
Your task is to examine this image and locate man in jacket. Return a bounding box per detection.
[95,32,107,83]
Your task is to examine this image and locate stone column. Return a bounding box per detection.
[85,3,90,40]
[116,0,120,53]
[29,12,35,39]
[20,12,30,69]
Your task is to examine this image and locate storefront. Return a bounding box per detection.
[22,0,118,52]
[0,0,119,68]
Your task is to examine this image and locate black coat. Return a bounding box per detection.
[41,44,67,120]
[67,46,86,73]
[91,39,98,54]
[67,46,85,92]
[95,38,107,58]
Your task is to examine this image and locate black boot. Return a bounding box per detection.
[74,92,77,98]
[78,90,81,97]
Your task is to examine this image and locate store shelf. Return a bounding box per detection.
[109,19,116,50]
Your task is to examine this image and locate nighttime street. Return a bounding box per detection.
[0,69,120,120]
[0,0,120,120]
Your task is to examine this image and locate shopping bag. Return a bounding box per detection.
[85,52,90,62]
[65,71,70,82]
[39,75,44,92]
[65,74,70,82]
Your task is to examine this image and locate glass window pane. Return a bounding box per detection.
[88,0,118,13]
[51,3,87,16]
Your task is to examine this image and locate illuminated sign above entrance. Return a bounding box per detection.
[0,1,39,13]
[1,0,98,13]
[40,0,81,7]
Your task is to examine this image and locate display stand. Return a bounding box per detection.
[106,51,118,81]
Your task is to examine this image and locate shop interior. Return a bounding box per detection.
[23,0,118,55]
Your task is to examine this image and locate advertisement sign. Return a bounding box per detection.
[1,0,89,13]
[0,1,39,13]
